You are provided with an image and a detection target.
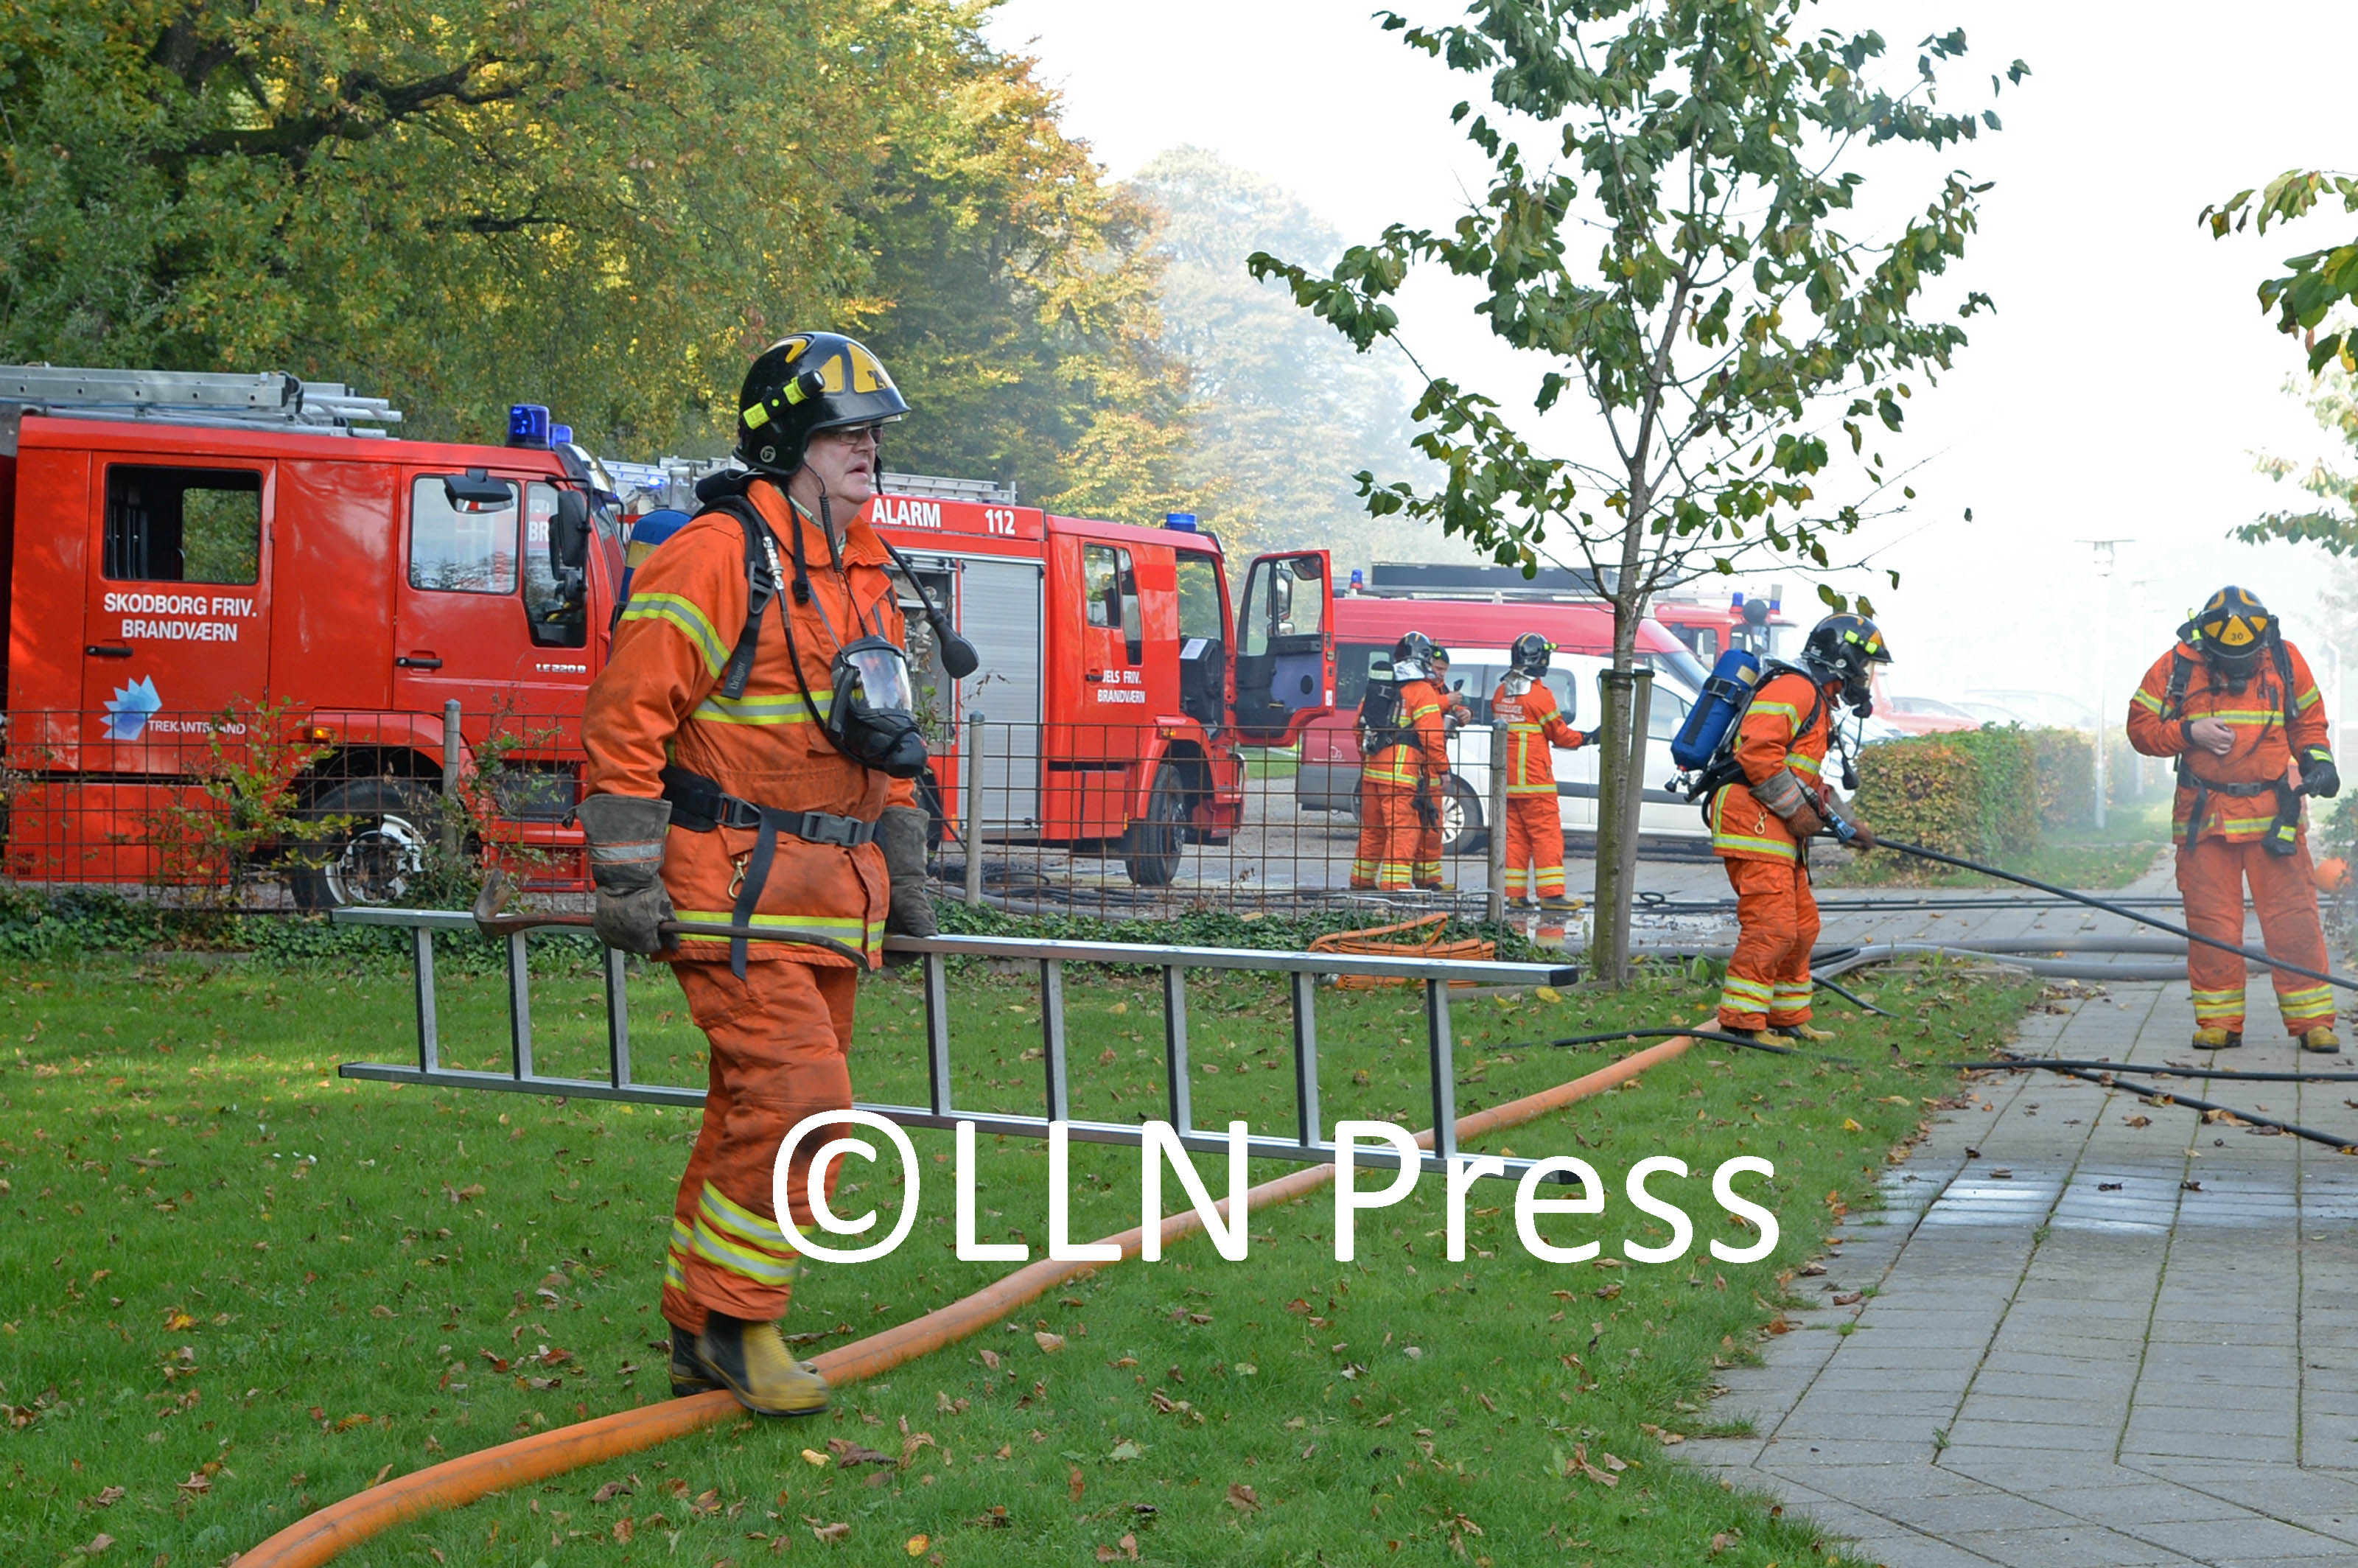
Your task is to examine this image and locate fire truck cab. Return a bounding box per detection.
[0,366,1331,901]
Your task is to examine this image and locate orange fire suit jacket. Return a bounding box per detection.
[1361,678,1450,790]
[1710,668,1835,864]
[582,479,916,968]
[1491,677,1585,792]
[2126,637,2327,845]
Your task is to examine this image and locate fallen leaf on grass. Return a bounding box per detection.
[78,1533,113,1556]
[611,1519,633,1544]
[825,1438,893,1469]
[1095,1536,1141,1562]
[978,1348,1001,1371]
[1225,1482,1260,1513]
[811,1522,849,1544]
[1637,1423,1684,1445]
[591,1479,632,1504]
[1840,1118,1863,1133]
[1035,1331,1066,1354]
[1567,1444,1618,1487]
[83,1487,124,1511]
[1069,1466,1085,1501]
[1108,1439,1141,1462]
[800,1449,830,1468]
[905,1536,929,1557]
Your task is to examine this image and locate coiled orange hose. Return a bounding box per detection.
[237,1034,1694,1567]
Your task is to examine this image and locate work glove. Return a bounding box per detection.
[2303,749,2341,799]
[1843,816,1880,850]
[574,794,675,954]
[1752,769,1828,839]
[1413,790,1441,830]
[1576,729,1600,748]
[877,805,937,961]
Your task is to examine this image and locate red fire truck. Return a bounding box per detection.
[0,366,1333,903]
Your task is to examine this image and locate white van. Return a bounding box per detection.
[1420,650,1711,853]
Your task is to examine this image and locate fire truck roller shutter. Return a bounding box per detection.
[956,556,1044,836]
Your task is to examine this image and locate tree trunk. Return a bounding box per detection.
[1586,509,1653,986]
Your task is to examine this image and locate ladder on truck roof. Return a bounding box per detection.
[0,364,402,452]
[604,455,1017,514]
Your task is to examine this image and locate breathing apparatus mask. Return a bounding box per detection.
[826,637,930,780]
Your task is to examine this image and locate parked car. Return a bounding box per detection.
[1880,694,1980,735]
[1967,689,2096,731]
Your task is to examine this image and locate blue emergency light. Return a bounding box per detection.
[550,424,573,446]
[1350,568,1365,591]
[507,404,552,449]
[1164,511,1198,532]
[1730,589,1744,612]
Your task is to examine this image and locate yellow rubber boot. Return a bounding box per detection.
[2301,1026,2342,1055]
[2191,1026,2242,1050]
[1771,1022,1837,1043]
[696,1314,830,1417]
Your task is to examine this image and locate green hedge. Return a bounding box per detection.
[2029,727,2093,830]
[1854,727,2040,864]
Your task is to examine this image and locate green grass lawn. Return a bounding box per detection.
[0,947,2032,1567]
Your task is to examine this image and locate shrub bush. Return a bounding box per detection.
[1854,727,2040,867]
[2029,728,2093,830]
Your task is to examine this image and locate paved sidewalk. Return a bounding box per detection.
[1686,975,2358,1568]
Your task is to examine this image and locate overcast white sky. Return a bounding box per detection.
[985,0,2358,718]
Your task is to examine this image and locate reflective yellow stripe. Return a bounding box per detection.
[622,592,730,676]
[674,911,886,949]
[2193,709,2287,724]
[699,1182,784,1250]
[2296,686,2323,713]
[2133,689,2165,714]
[2278,984,2334,1009]
[693,688,831,726]
[1788,753,1822,777]
[1749,701,1802,722]
[691,1216,800,1285]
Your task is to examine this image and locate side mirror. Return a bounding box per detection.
[550,490,590,573]
[444,469,514,511]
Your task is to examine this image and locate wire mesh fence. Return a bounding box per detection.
[0,704,1644,931]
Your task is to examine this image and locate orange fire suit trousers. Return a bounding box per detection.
[660,957,857,1334]
[1351,781,1423,892]
[1502,794,1567,900]
[1414,811,1445,889]
[2177,835,2335,1035]
[1718,858,1820,1031]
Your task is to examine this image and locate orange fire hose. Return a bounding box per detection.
[237,1034,1695,1567]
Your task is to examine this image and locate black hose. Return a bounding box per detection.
[1879,839,2358,994]
[1958,1057,2358,1085]
[1812,973,1895,1017]
[1530,1026,1813,1059]
[2042,1065,2355,1153]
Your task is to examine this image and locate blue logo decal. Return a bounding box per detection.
[103,676,162,741]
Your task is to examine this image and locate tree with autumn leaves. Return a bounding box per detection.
[0,0,1189,516]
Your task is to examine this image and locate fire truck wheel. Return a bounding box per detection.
[292,778,433,911]
[1439,774,1486,857]
[1123,771,1191,889]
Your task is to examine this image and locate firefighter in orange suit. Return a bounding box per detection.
[1416,648,1475,889]
[1709,615,1888,1038]
[1350,633,1450,892]
[1491,633,1595,909]
[578,332,936,1416]
[2127,586,2340,1053]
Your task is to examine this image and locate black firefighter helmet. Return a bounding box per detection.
[1800,612,1892,713]
[735,332,909,476]
[2189,585,2275,683]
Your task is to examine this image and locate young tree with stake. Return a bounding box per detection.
[1249,0,2023,980]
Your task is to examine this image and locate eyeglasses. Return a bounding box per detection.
[822,424,884,447]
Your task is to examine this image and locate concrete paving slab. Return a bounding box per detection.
[1682,935,2358,1568]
